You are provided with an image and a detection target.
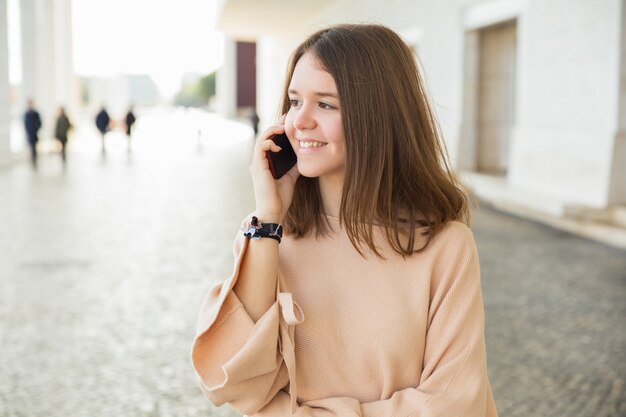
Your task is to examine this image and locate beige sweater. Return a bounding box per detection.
[192,217,498,417]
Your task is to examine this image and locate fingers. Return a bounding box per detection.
[250,140,279,183]
[257,138,282,154]
[253,119,286,162]
[252,137,282,175]
[251,114,290,177]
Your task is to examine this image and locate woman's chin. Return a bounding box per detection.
[295,164,321,179]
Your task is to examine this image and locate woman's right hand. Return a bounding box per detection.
[250,118,299,224]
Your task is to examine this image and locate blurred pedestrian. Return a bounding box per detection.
[54,106,72,165]
[125,107,136,151]
[95,106,110,154]
[23,98,42,169]
[249,108,260,136]
[191,24,498,417]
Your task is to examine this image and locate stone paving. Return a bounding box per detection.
[0,108,624,417]
[475,208,626,417]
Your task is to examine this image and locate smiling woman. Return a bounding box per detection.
[71,0,224,97]
[191,23,497,417]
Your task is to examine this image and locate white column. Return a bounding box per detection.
[256,36,296,129]
[257,37,281,129]
[20,0,51,139]
[217,37,237,118]
[20,0,75,142]
[52,0,76,114]
[0,0,11,165]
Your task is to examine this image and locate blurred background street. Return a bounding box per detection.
[0,111,624,417]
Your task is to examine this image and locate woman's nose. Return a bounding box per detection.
[293,105,316,130]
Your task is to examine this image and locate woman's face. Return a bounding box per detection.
[284,52,346,184]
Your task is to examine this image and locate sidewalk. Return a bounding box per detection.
[0,108,624,417]
[463,171,626,251]
[0,108,250,417]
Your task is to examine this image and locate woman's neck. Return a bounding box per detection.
[318,173,344,218]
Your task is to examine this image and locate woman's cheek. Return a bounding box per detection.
[284,117,296,142]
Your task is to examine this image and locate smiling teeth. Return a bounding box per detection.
[300,141,326,148]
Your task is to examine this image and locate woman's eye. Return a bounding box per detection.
[319,102,336,110]
[289,99,301,107]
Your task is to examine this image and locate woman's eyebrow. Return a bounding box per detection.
[288,89,338,98]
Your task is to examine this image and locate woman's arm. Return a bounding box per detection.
[191,121,303,415]
[234,116,299,321]
[233,223,280,322]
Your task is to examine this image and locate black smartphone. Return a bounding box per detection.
[266,133,297,179]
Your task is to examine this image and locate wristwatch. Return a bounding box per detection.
[243,216,283,243]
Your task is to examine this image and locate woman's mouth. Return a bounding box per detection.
[299,140,327,148]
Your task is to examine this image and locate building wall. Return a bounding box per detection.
[608,0,626,205]
[508,0,623,207]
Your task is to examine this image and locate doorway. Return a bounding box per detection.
[475,20,517,175]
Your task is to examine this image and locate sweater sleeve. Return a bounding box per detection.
[254,225,497,417]
[191,232,305,416]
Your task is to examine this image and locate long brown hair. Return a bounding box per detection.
[281,24,469,257]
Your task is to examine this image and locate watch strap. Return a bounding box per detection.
[243,216,283,243]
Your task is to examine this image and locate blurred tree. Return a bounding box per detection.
[79,77,90,106]
[174,72,216,107]
[198,72,216,98]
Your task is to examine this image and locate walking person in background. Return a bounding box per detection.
[54,106,72,165]
[23,99,42,169]
[124,106,136,152]
[249,108,260,136]
[191,24,497,417]
[95,106,110,154]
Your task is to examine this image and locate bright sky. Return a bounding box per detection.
[72,0,224,97]
[8,0,224,98]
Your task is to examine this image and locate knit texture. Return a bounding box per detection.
[192,217,498,417]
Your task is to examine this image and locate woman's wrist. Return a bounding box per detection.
[243,215,283,243]
[253,210,283,225]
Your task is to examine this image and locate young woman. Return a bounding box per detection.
[192,24,498,417]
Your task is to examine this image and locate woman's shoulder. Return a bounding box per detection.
[424,220,476,257]
[436,220,474,242]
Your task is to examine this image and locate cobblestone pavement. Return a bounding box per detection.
[0,109,624,417]
[476,208,626,417]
